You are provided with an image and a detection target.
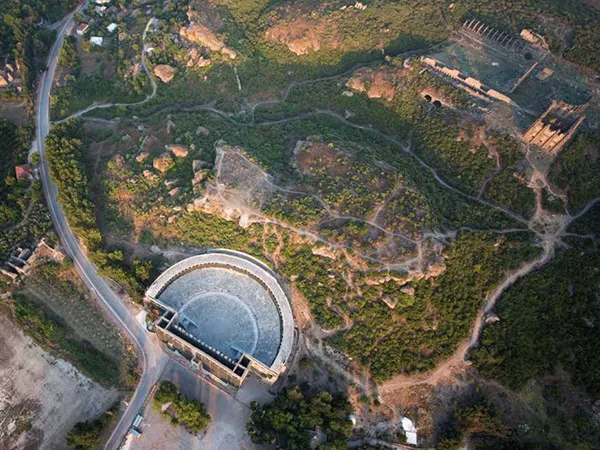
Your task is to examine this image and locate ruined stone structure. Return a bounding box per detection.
[145,250,294,388]
[522,101,587,154]
[459,19,528,56]
[0,239,63,281]
[421,57,514,105]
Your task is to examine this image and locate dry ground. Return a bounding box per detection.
[0,101,28,126]
[0,308,119,450]
[127,360,260,450]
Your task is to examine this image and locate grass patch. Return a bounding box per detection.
[12,295,121,386]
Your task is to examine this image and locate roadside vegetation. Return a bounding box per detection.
[44,121,157,300]
[19,261,139,386]
[0,0,77,100]
[548,130,600,211]
[66,406,117,450]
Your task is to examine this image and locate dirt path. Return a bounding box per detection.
[53,29,600,403]
[477,128,502,199]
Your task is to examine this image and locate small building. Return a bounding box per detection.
[401,417,418,446]
[520,29,542,44]
[76,22,90,36]
[536,67,554,81]
[107,23,118,33]
[348,414,357,427]
[15,164,33,180]
[95,0,111,4]
[95,5,107,15]
[90,36,104,47]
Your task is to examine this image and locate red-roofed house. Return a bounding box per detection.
[77,22,90,36]
[15,164,33,180]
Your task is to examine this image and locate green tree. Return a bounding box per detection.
[30,151,41,165]
[66,418,105,450]
[247,387,353,449]
[154,382,211,434]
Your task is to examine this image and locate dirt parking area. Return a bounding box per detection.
[127,360,260,450]
[0,309,119,450]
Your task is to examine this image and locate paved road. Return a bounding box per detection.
[35,4,168,450]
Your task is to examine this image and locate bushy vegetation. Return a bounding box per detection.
[332,232,539,380]
[153,381,211,434]
[548,131,600,211]
[246,386,353,449]
[66,409,114,450]
[44,121,99,247]
[44,0,598,409]
[80,100,540,377]
[0,119,52,266]
[482,134,535,218]
[59,35,81,76]
[0,119,35,227]
[0,202,52,264]
[51,70,149,120]
[44,121,155,299]
[416,114,496,196]
[471,242,600,396]
[0,0,77,96]
[435,384,600,450]
[437,399,511,450]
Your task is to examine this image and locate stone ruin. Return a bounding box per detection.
[459,19,528,56]
[522,100,587,154]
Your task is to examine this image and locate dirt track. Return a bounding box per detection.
[0,311,119,450]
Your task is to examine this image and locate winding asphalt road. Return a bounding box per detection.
[35,5,168,450]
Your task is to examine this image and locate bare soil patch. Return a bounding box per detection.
[128,361,257,450]
[346,67,402,101]
[0,307,119,450]
[265,14,341,56]
[80,51,115,79]
[295,140,353,177]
